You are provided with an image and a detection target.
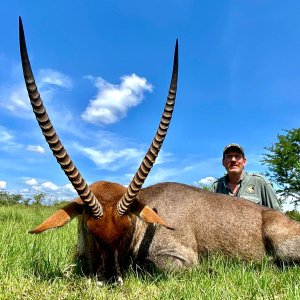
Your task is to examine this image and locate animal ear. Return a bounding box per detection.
[130,200,174,230]
[29,198,84,234]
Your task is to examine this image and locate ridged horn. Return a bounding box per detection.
[18,17,103,219]
[117,39,179,215]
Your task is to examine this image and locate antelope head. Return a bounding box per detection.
[19,17,178,283]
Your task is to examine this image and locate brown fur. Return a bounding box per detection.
[31,181,300,283]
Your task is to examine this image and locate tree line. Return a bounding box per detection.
[0,191,66,207]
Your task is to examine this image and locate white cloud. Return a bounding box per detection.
[41,181,60,191]
[82,74,152,125]
[78,145,144,170]
[0,68,72,116]
[39,69,73,89]
[25,178,38,186]
[0,181,7,189]
[0,126,22,151]
[155,151,174,165]
[26,145,45,154]
[31,185,42,192]
[63,183,76,194]
[198,176,216,186]
[0,127,14,143]
[19,179,77,204]
[0,84,30,113]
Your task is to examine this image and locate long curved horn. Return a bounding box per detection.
[117,40,179,215]
[18,17,103,219]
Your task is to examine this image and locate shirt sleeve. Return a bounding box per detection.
[261,180,280,210]
[210,182,217,192]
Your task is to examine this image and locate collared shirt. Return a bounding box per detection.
[210,172,280,210]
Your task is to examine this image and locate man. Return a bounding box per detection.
[210,143,280,210]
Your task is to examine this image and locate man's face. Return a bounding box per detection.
[222,151,246,175]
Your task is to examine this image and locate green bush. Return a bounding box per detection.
[285,210,300,222]
[0,191,23,206]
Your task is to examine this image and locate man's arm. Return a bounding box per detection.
[261,180,280,210]
[210,181,217,192]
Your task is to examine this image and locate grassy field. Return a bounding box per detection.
[1,205,300,300]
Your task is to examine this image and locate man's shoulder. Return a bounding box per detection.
[245,173,271,185]
[210,176,226,192]
[212,176,226,185]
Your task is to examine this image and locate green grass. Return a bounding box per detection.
[1,205,300,299]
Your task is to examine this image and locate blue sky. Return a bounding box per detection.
[0,1,299,204]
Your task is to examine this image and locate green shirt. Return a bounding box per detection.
[210,172,280,210]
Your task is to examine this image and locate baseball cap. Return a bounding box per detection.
[223,143,245,158]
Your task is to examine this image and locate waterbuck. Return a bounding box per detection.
[20,17,300,285]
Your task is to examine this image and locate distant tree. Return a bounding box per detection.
[262,128,300,204]
[195,177,216,191]
[196,182,211,191]
[0,191,23,206]
[32,193,46,206]
[22,197,31,206]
